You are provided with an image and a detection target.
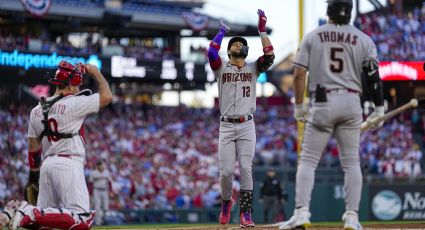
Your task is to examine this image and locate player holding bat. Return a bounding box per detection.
[280,0,384,229]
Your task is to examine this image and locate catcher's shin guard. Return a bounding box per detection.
[11,201,95,230]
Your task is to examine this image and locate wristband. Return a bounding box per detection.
[375,106,385,115]
[210,41,221,50]
[28,148,42,169]
[263,45,274,53]
[295,104,304,110]
[260,32,268,38]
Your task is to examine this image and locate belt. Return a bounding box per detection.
[47,154,72,158]
[220,115,253,123]
[93,187,107,191]
[326,88,359,94]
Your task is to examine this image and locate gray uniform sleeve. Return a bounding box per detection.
[363,37,378,64]
[28,107,40,138]
[252,61,259,77]
[293,33,312,70]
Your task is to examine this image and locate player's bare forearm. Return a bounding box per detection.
[257,9,273,56]
[95,75,113,108]
[85,64,113,108]
[260,35,274,56]
[293,67,307,104]
[28,137,41,152]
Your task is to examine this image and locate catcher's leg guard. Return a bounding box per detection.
[12,201,95,230]
[1,200,20,228]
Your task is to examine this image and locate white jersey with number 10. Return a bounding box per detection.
[28,92,100,160]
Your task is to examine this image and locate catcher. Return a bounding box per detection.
[8,58,112,230]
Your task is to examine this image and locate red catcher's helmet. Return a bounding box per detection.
[48,59,86,86]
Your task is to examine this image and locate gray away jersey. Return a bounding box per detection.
[90,169,110,190]
[214,60,259,116]
[293,24,378,93]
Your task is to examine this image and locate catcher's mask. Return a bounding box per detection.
[47,58,86,86]
[227,36,249,59]
[327,0,353,25]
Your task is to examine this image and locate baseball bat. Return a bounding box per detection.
[361,99,419,132]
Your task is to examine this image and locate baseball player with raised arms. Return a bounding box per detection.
[279,0,384,229]
[208,9,275,228]
[9,58,113,230]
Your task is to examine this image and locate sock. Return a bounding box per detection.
[240,190,253,213]
[222,199,231,205]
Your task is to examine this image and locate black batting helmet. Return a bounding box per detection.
[327,0,353,25]
[227,36,248,59]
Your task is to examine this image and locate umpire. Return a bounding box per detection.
[259,169,286,223]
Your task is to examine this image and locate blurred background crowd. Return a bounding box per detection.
[354,2,425,61]
[1,102,423,210]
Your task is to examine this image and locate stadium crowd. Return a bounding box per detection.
[3,2,425,62]
[355,3,425,61]
[0,0,198,61]
[0,102,423,210]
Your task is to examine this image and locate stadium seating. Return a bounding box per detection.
[355,4,425,61]
[0,102,422,210]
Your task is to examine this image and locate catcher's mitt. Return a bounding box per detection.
[25,170,40,205]
[24,182,39,205]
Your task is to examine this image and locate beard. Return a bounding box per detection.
[230,49,245,58]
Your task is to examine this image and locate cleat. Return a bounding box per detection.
[342,211,362,230]
[279,207,311,230]
[219,200,234,225]
[239,212,255,228]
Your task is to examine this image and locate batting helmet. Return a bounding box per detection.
[327,0,353,25]
[48,58,86,86]
[227,36,249,59]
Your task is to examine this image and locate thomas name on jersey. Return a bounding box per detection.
[317,31,358,45]
[221,72,253,83]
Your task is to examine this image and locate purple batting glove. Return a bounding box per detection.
[219,20,230,33]
[257,9,267,33]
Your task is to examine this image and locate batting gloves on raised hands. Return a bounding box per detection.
[219,20,230,34]
[257,9,267,33]
[294,104,308,122]
[366,106,385,129]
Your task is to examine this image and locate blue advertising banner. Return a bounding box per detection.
[369,185,425,221]
[0,50,102,70]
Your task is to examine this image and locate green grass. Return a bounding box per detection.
[316,220,424,225]
[92,220,425,229]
